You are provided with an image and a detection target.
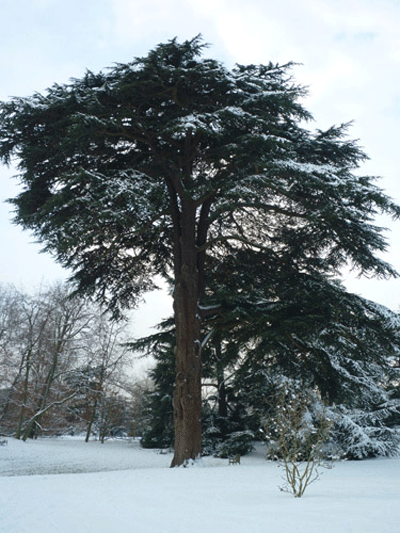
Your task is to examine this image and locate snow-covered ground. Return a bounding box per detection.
[0,437,399,533]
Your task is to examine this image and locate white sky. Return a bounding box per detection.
[0,0,399,333]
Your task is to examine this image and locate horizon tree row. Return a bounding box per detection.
[0,283,144,441]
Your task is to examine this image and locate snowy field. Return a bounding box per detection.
[0,437,399,533]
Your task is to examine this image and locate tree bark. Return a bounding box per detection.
[170,200,203,467]
[15,348,32,440]
[171,265,202,466]
[85,396,98,442]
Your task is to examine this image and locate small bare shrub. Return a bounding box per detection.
[264,384,333,498]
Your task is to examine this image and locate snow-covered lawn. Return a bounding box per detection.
[0,437,399,533]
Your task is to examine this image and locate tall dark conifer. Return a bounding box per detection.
[1,37,399,465]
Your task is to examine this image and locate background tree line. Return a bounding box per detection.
[0,283,149,442]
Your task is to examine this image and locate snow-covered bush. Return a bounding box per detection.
[329,404,400,459]
[263,384,333,497]
[215,430,255,459]
[201,424,222,456]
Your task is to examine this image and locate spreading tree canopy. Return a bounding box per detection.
[1,36,399,466]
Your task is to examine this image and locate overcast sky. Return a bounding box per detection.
[1,0,399,335]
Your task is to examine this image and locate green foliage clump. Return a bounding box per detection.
[216,431,255,459]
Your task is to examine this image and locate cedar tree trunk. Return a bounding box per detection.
[170,199,203,467]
